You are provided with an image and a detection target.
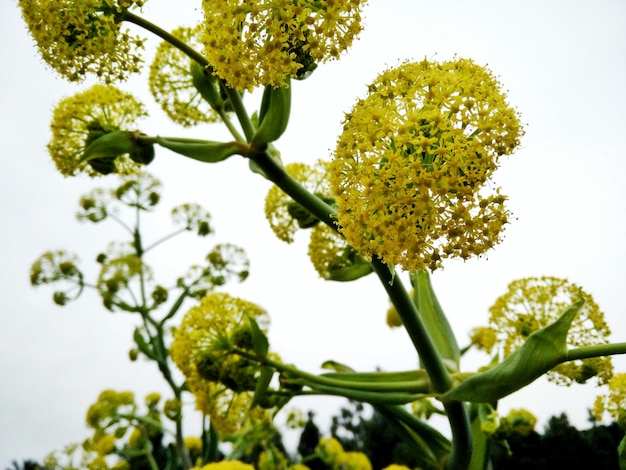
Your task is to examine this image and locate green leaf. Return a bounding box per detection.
[414,270,460,370]
[133,327,156,360]
[190,61,223,110]
[156,137,247,163]
[321,360,356,372]
[248,316,269,358]
[327,259,374,282]
[251,79,291,146]
[250,366,274,409]
[468,404,494,470]
[618,435,626,470]
[443,299,584,403]
[81,130,135,161]
[376,405,451,470]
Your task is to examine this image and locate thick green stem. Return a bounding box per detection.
[237,349,430,396]
[371,260,452,391]
[249,150,337,228]
[566,342,626,362]
[370,258,472,469]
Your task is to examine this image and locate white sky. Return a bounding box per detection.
[2,0,626,466]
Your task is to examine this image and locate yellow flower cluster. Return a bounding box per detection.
[307,223,356,280]
[49,84,147,176]
[316,437,372,470]
[149,25,221,127]
[506,408,538,437]
[43,441,128,470]
[468,326,498,354]
[193,462,255,470]
[480,407,538,439]
[201,0,367,90]
[20,0,146,83]
[85,390,135,427]
[97,254,153,311]
[330,58,523,272]
[593,373,626,425]
[489,276,613,385]
[170,292,269,434]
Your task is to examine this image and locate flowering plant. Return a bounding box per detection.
[19,1,626,469]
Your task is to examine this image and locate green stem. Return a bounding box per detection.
[249,149,337,228]
[159,286,191,326]
[175,413,192,470]
[237,349,430,396]
[370,258,472,470]
[294,383,427,405]
[371,260,451,391]
[222,86,256,142]
[247,139,472,467]
[145,449,160,470]
[205,419,220,463]
[123,11,209,68]
[217,108,246,142]
[566,342,626,361]
[142,227,188,254]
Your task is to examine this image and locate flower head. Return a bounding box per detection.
[307,223,370,281]
[149,25,221,126]
[316,437,344,464]
[330,58,523,271]
[20,0,146,83]
[30,250,84,305]
[506,408,537,437]
[469,326,498,354]
[97,254,153,311]
[170,292,269,434]
[593,373,626,426]
[489,276,613,385]
[335,452,372,470]
[192,462,255,470]
[201,0,367,90]
[85,389,136,431]
[49,84,147,176]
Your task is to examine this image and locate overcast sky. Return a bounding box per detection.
[2,0,626,466]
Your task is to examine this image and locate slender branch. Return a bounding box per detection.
[175,414,192,470]
[159,287,192,327]
[143,227,188,254]
[123,11,209,67]
[108,212,135,236]
[223,87,256,142]
[217,108,246,142]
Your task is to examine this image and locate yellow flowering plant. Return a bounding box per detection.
[21,2,626,470]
